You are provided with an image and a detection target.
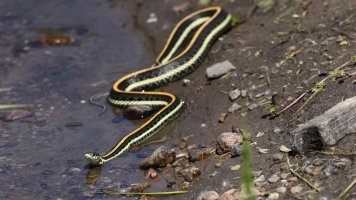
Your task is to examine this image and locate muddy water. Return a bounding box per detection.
[0,0,161,199]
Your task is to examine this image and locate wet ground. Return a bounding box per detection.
[1,0,356,200]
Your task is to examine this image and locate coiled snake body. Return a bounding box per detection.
[85,7,232,165]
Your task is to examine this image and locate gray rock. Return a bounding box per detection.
[229,89,241,101]
[292,96,356,154]
[176,165,201,182]
[272,153,284,161]
[228,103,242,113]
[248,103,258,110]
[197,191,219,200]
[139,146,175,169]
[268,174,280,183]
[216,132,243,155]
[273,127,283,134]
[241,90,247,97]
[230,144,242,157]
[206,60,236,79]
[188,147,215,162]
[254,175,266,187]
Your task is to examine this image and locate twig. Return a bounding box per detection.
[276,90,309,116]
[275,58,355,117]
[286,156,320,192]
[334,179,356,200]
[99,189,188,196]
[89,92,109,116]
[0,104,32,110]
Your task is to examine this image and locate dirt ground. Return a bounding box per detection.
[113,0,356,199]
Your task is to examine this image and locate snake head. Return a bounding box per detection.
[84,152,104,166]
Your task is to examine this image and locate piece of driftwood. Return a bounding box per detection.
[292,96,356,154]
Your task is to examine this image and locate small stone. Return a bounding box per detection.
[268,192,279,200]
[255,93,264,98]
[230,144,242,157]
[252,170,262,177]
[254,175,266,187]
[139,146,175,169]
[241,90,247,97]
[216,132,243,155]
[256,132,265,137]
[218,113,228,123]
[304,166,313,174]
[229,89,241,101]
[288,177,298,182]
[273,127,283,134]
[188,147,215,162]
[197,190,219,200]
[206,60,236,79]
[280,173,289,179]
[276,186,287,193]
[228,103,242,113]
[220,189,239,200]
[181,181,190,190]
[70,167,81,173]
[182,79,191,86]
[268,174,280,183]
[176,165,201,182]
[323,164,336,176]
[145,168,158,179]
[248,103,258,110]
[146,13,157,23]
[257,147,269,154]
[166,178,176,187]
[272,153,284,161]
[124,105,154,119]
[290,185,303,194]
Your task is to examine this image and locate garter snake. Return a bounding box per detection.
[85,6,232,165]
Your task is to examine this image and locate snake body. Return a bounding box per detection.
[85,7,232,165]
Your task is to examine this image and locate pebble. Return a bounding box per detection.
[188,147,215,162]
[290,185,303,194]
[176,165,201,182]
[230,144,242,157]
[241,90,247,97]
[268,174,280,183]
[256,132,265,137]
[181,181,190,190]
[268,192,279,200]
[70,167,81,173]
[206,60,236,79]
[229,89,241,101]
[218,113,228,123]
[273,127,283,134]
[182,79,191,86]
[323,164,336,176]
[124,105,153,119]
[272,153,284,161]
[304,166,313,174]
[146,13,158,23]
[145,168,158,179]
[252,170,262,177]
[139,146,175,169]
[1,109,33,122]
[197,191,219,200]
[216,132,243,155]
[255,92,264,98]
[228,103,241,113]
[254,175,266,187]
[276,186,287,193]
[280,172,289,179]
[248,103,258,110]
[220,189,239,200]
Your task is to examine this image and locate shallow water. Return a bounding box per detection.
[0,0,159,199]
